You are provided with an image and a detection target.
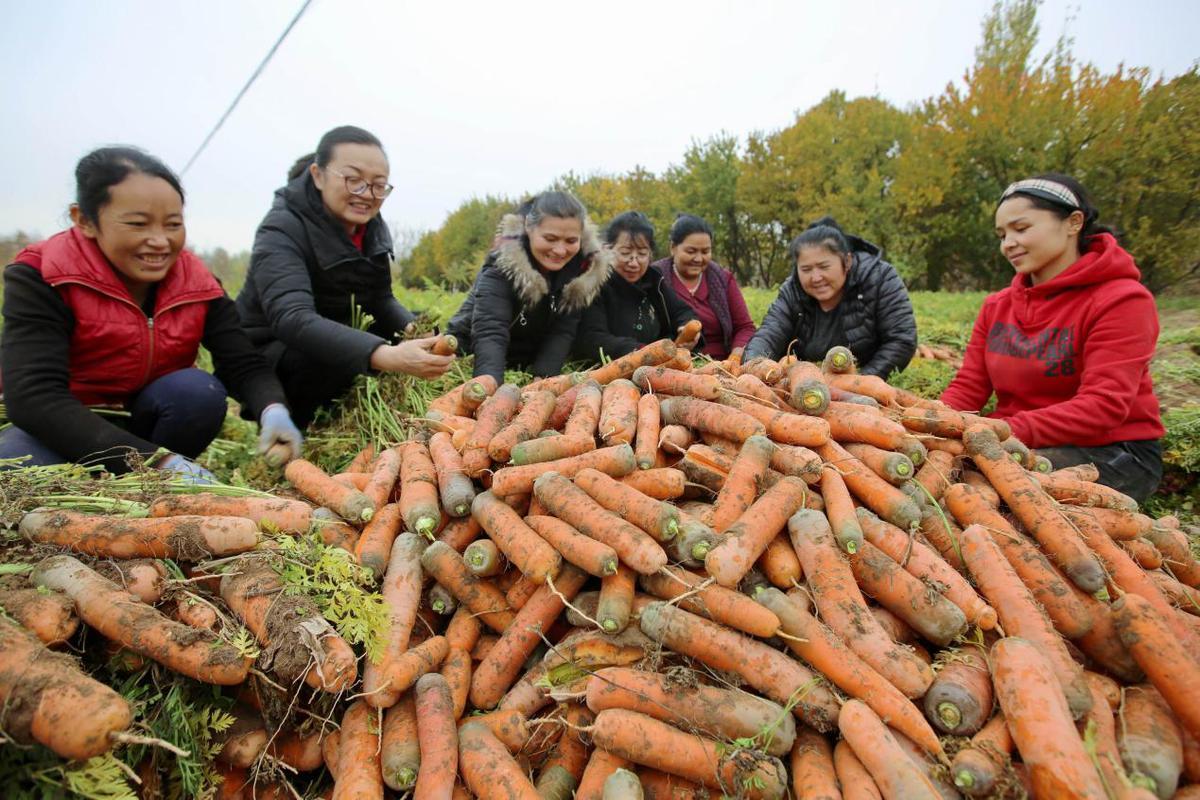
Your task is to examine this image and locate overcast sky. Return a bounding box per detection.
[1,0,1196,252]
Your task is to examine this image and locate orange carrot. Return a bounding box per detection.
[638,602,841,732]
[826,373,896,406]
[471,491,562,583]
[597,564,637,633]
[461,708,531,754]
[674,319,703,346]
[0,586,77,646]
[1116,685,1184,798]
[587,339,678,385]
[820,404,908,450]
[990,636,1107,799]
[458,720,541,800]
[756,533,803,588]
[923,647,993,736]
[491,443,636,497]
[911,449,956,504]
[784,360,831,415]
[503,574,539,611]
[597,379,640,446]
[398,441,442,536]
[524,515,618,577]
[430,431,476,517]
[510,434,595,466]
[1121,538,1164,569]
[558,380,602,437]
[33,554,251,685]
[463,383,523,477]
[20,509,258,558]
[657,424,695,456]
[925,437,965,456]
[285,458,376,522]
[333,471,371,490]
[590,708,787,799]
[820,464,864,554]
[464,538,505,577]
[148,493,313,533]
[619,468,686,500]
[362,532,427,705]
[575,468,681,542]
[0,616,132,760]
[533,472,667,575]
[949,714,1014,797]
[816,440,922,529]
[1113,594,1200,740]
[421,541,515,633]
[1030,471,1139,511]
[414,673,458,800]
[704,434,773,533]
[333,700,384,800]
[849,540,969,646]
[838,700,941,799]
[733,373,787,409]
[437,515,482,552]
[1062,505,1156,542]
[788,509,934,699]
[535,704,593,799]
[360,446,402,509]
[489,390,557,463]
[834,740,882,800]
[577,749,633,800]
[758,588,943,756]
[632,365,722,400]
[659,395,765,442]
[963,424,1106,594]
[634,393,662,470]
[355,502,403,580]
[843,443,915,485]
[637,566,777,638]
[957,525,1093,717]
[704,475,809,588]
[789,727,840,800]
[960,468,1000,506]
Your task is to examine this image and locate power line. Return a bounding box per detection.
[180,0,314,176]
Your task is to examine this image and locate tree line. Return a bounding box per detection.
[401,0,1199,293]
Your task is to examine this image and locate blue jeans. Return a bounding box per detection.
[0,368,228,467]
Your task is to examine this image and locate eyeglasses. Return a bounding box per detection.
[325,167,393,199]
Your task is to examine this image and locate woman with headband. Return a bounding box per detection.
[941,173,1164,501]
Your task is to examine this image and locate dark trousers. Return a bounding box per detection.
[268,344,362,428]
[0,368,228,467]
[1038,439,1163,504]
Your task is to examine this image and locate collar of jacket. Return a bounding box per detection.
[279,174,394,270]
[491,213,613,312]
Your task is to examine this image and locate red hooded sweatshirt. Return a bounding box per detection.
[940,233,1164,448]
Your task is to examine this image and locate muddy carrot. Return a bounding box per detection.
[148,493,313,533]
[602,768,643,800]
[990,636,1107,799]
[849,540,969,646]
[398,441,442,536]
[817,440,922,529]
[413,673,458,800]
[503,574,539,611]
[788,509,934,699]
[949,714,1014,797]
[669,514,722,567]
[1030,471,1139,511]
[574,468,680,542]
[838,700,941,799]
[488,390,557,463]
[577,749,633,800]
[734,372,787,408]
[560,380,603,439]
[834,740,883,800]
[757,533,803,587]
[20,509,258,559]
[535,704,592,800]
[332,700,384,800]
[705,476,809,588]
[462,383,523,477]
[641,565,780,638]
[1062,505,1156,541]
[820,404,908,450]
[923,647,993,736]
[355,502,403,580]
[821,464,865,554]
[471,491,562,583]
[784,361,831,415]
[718,391,831,447]
[360,446,401,509]
[380,691,419,790]
[911,449,956,504]
[702,434,772,535]
[459,708,531,754]
[1113,593,1200,740]
[429,431,476,517]
[587,339,678,385]
[659,395,766,442]
[958,525,1093,717]
[657,424,695,456]
[333,471,371,490]
[420,542,514,632]
[511,434,596,466]
[1121,538,1163,569]
[842,443,915,486]
[598,379,640,447]
[632,365,722,400]
[491,443,637,497]
[0,586,77,646]
[285,458,375,522]
[789,727,840,800]
[464,538,505,577]
[964,424,1106,594]
[524,515,618,577]
[458,720,541,799]
[619,468,686,500]
[633,393,662,470]
[597,564,636,633]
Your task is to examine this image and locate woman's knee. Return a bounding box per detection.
[0,426,66,468]
[140,369,229,420]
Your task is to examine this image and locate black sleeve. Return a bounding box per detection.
[859,263,918,378]
[202,294,289,421]
[661,282,701,345]
[469,267,517,383]
[0,265,159,472]
[248,224,386,371]
[360,267,417,340]
[743,280,800,361]
[575,294,639,364]
[531,309,583,377]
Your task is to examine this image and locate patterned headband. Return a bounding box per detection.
[1001,178,1081,210]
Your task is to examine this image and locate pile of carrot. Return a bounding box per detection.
[4,337,1200,800]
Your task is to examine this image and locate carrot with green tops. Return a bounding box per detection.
[574,467,680,542]
[990,636,1107,799]
[638,601,841,731]
[398,441,442,536]
[817,440,922,529]
[491,443,636,496]
[757,588,943,756]
[0,616,132,760]
[525,515,618,577]
[1113,593,1200,740]
[704,475,808,588]
[632,365,722,400]
[849,540,969,646]
[820,464,864,554]
[958,525,1093,717]
[32,554,251,685]
[964,424,1107,594]
[333,700,384,800]
[659,395,765,442]
[619,468,686,500]
[421,541,515,633]
[382,693,420,791]
[533,472,667,575]
[430,431,475,517]
[148,493,313,533]
[458,720,542,800]
[587,339,678,385]
[834,740,882,800]
[354,502,403,580]
[589,708,787,800]
[790,727,840,800]
[788,509,934,699]
[843,443,915,485]
[856,507,996,630]
[285,458,376,522]
[471,491,562,582]
[838,700,941,800]
[20,508,258,559]
[634,393,661,470]
[462,383,522,476]
[949,714,1015,797]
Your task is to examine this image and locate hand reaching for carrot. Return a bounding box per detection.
[370,337,455,379]
[257,403,303,467]
[674,320,702,350]
[157,453,215,485]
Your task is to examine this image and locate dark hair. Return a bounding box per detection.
[517,191,587,229]
[669,214,713,246]
[788,216,852,262]
[287,125,385,181]
[999,172,1113,245]
[604,211,656,251]
[74,146,184,224]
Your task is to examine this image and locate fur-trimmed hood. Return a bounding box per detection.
[490,213,613,313]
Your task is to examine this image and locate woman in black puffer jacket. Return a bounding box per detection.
[447,192,613,383]
[744,217,917,377]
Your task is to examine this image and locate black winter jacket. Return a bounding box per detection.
[236,174,415,372]
[574,264,699,363]
[447,214,613,383]
[743,236,917,377]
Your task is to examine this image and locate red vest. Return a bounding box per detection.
[15,228,224,406]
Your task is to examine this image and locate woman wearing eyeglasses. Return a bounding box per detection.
[574,211,701,363]
[238,125,453,426]
[940,173,1164,501]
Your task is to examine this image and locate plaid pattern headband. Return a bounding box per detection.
[1001,178,1081,210]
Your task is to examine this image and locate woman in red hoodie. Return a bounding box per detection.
[940,173,1164,502]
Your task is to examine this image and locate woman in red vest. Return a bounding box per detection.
[0,147,302,478]
[940,173,1164,501]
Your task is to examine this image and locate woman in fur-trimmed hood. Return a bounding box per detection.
[447,191,613,382]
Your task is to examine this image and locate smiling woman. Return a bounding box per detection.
[0,146,303,477]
